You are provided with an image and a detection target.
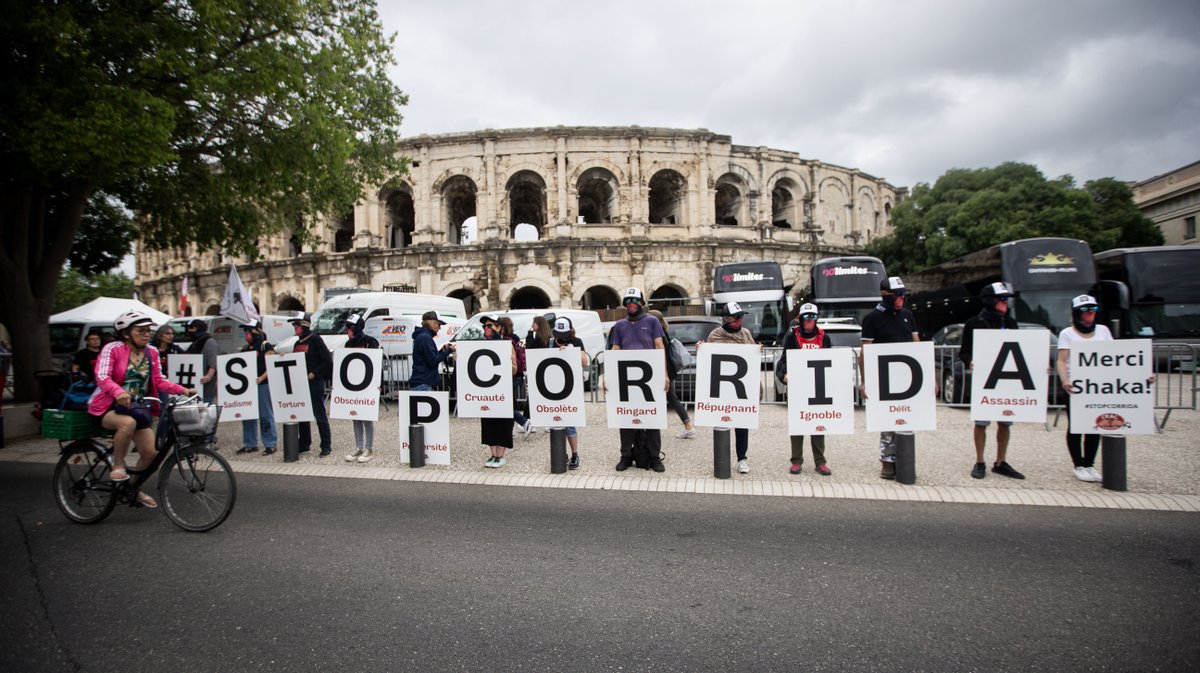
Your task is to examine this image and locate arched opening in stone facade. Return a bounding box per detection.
[509,286,551,310]
[581,285,621,310]
[448,288,481,316]
[507,171,547,239]
[442,175,477,245]
[333,210,354,252]
[648,170,686,224]
[204,304,220,316]
[649,284,687,310]
[714,174,747,227]
[772,179,800,228]
[383,187,415,249]
[577,168,618,224]
[277,295,305,312]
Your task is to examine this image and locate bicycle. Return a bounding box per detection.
[51,395,237,532]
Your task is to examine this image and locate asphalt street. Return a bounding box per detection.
[2,463,1198,673]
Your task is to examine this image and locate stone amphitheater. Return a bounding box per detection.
[135,126,905,316]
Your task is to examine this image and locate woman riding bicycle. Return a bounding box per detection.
[88,310,195,507]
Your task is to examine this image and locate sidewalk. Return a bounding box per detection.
[3,403,1198,512]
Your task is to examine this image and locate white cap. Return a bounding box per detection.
[883,276,907,292]
[799,303,819,317]
[552,317,573,335]
[623,287,644,303]
[1072,294,1099,309]
[986,281,1014,297]
[345,313,364,328]
[722,301,746,318]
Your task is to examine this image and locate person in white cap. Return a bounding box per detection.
[859,276,919,480]
[343,314,380,463]
[1055,294,1112,483]
[775,303,833,475]
[960,282,1025,480]
[607,287,668,472]
[287,311,334,456]
[699,302,759,474]
[237,319,277,456]
[550,316,589,469]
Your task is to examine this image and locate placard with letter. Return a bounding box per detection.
[398,391,451,465]
[330,348,382,421]
[786,348,856,435]
[216,352,258,422]
[863,341,936,432]
[526,347,586,427]
[454,341,514,418]
[166,354,204,389]
[604,350,667,429]
[970,330,1049,423]
[266,352,314,423]
[694,343,761,429]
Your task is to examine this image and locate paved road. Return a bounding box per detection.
[2,463,1198,673]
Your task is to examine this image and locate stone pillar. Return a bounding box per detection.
[556,136,568,229]
[483,138,498,241]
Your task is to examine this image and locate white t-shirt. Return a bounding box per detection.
[1057,324,1113,379]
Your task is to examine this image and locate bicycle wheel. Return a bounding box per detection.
[158,446,236,532]
[52,441,117,524]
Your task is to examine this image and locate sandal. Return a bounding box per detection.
[135,491,158,509]
[109,467,129,482]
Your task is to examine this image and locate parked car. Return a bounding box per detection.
[931,322,1062,405]
[663,316,723,401]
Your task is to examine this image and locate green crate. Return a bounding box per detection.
[41,410,98,440]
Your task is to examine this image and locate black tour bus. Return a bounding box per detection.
[807,256,889,325]
[1094,245,1200,365]
[906,237,1097,338]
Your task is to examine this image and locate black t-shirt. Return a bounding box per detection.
[72,348,100,380]
[960,311,1018,364]
[861,306,918,344]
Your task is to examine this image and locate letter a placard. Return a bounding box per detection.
[217,352,258,422]
[970,330,1048,423]
[694,343,760,429]
[863,342,936,432]
[266,353,314,423]
[454,341,513,418]
[330,349,382,421]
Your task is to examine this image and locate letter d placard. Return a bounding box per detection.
[863,342,936,432]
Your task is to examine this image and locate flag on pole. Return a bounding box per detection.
[219,264,260,324]
[179,276,189,316]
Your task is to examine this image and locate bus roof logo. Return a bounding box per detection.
[1029,252,1074,266]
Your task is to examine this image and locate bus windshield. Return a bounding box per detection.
[1123,251,1200,338]
[736,300,787,344]
[1013,289,1077,335]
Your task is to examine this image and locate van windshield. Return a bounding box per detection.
[312,308,365,335]
[50,324,84,355]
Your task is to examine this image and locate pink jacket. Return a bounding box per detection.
[88,341,187,417]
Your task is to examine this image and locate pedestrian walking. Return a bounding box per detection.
[960,282,1025,480]
[342,314,380,463]
[776,303,833,475]
[859,277,920,480]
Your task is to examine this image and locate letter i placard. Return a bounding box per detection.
[330,349,382,421]
[786,349,855,435]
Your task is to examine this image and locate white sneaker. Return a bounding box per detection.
[1074,466,1092,482]
[676,428,696,439]
[1085,466,1103,482]
[345,449,363,462]
[737,459,749,474]
[357,450,374,464]
[521,420,534,436]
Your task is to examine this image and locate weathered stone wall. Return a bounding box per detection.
[136,126,905,314]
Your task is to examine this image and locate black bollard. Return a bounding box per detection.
[1101,435,1127,491]
[282,423,299,462]
[713,427,731,479]
[409,424,426,468]
[894,431,916,485]
[549,428,567,474]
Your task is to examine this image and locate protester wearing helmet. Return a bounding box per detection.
[1055,295,1112,483]
[342,314,380,463]
[959,282,1025,480]
[776,303,834,475]
[89,310,195,506]
[288,311,334,456]
[607,287,668,472]
[859,277,920,480]
[698,302,761,474]
[237,320,278,456]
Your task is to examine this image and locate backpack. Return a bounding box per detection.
[631,431,654,469]
[669,337,692,370]
[510,337,527,374]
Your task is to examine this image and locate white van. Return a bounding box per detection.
[275,292,468,354]
[363,314,465,388]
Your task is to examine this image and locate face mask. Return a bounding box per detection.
[555,336,570,345]
[625,302,641,316]
[722,319,743,333]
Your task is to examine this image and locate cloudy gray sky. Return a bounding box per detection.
[378,0,1200,189]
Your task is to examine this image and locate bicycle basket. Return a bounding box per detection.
[170,403,221,436]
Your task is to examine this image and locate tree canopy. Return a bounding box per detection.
[0,0,408,401]
[866,162,1163,275]
[54,268,134,314]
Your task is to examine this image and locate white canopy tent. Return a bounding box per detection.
[50,297,173,326]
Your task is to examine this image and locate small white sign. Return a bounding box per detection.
[863,342,936,432]
[604,350,667,429]
[694,343,761,429]
[266,353,314,423]
[1069,339,1154,435]
[330,349,382,422]
[167,354,204,389]
[216,352,258,422]
[786,348,856,435]
[970,330,1049,424]
[527,348,587,427]
[398,391,451,465]
[454,341,513,418]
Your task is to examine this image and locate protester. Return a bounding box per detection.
[479,315,517,468]
[288,312,333,456]
[859,277,920,480]
[526,315,552,350]
[1055,294,1112,483]
[648,310,696,439]
[184,319,220,404]
[776,303,833,475]
[342,314,380,463]
[89,310,194,507]
[411,310,454,391]
[237,320,278,456]
[71,329,104,383]
[151,325,183,375]
[608,287,667,472]
[698,302,759,474]
[960,282,1025,480]
[499,316,534,437]
[549,316,588,469]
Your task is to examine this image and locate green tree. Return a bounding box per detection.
[866,162,1163,275]
[54,268,134,313]
[0,0,407,401]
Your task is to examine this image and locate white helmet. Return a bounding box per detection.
[114,310,154,332]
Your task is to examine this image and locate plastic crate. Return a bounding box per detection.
[41,410,98,440]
